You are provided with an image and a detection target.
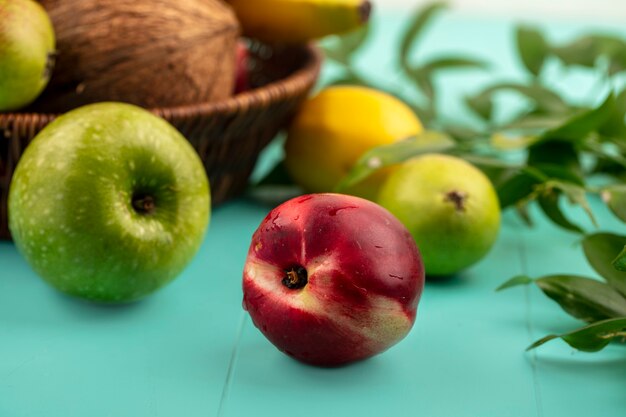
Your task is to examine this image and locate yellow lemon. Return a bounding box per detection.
[284,85,423,201]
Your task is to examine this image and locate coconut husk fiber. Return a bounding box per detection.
[33,0,240,112]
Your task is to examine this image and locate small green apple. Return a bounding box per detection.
[8,102,211,303]
[0,0,56,111]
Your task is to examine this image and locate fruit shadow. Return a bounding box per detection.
[526,348,626,408]
[424,272,467,287]
[234,339,396,389]
[529,349,626,368]
[49,288,153,321]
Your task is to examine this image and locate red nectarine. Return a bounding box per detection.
[242,193,425,366]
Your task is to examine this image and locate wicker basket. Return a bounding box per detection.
[0,43,322,240]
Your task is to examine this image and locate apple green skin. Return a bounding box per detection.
[0,0,55,111]
[243,193,425,367]
[8,102,210,303]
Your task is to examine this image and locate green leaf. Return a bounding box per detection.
[414,107,437,127]
[592,156,626,179]
[409,56,487,100]
[465,93,493,120]
[491,133,539,150]
[512,177,596,233]
[545,180,596,226]
[502,113,574,131]
[601,184,626,222]
[335,131,456,191]
[409,67,435,100]
[599,89,626,138]
[582,233,626,297]
[540,93,615,141]
[462,154,521,185]
[495,167,546,208]
[327,72,370,87]
[527,141,583,184]
[537,191,584,234]
[443,125,484,142]
[535,164,585,186]
[515,202,534,227]
[495,83,560,106]
[527,144,587,195]
[584,140,626,172]
[535,275,626,322]
[496,83,569,114]
[527,317,626,352]
[609,136,626,153]
[496,166,594,232]
[336,23,371,53]
[399,1,448,71]
[513,85,571,115]
[461,155,520,171]
[551,36,599,68]
[321,24,371,65]
[421,56,488,72]
[466,83,569,121]
[496,275,534,291]
[497,176,536,209]
[321,44,351,66]
[516,26,549,76]
[613,246,626,272]
[607,47,626,75]
[551,34,626,74]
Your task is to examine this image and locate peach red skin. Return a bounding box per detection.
[234,40,248,94]
[242,193,425,366]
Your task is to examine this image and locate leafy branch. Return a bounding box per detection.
[324,2,626,236]
[497,232,626,351]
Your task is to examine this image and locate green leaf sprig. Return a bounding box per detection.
[497,232,626,351]
[323,2,626,236]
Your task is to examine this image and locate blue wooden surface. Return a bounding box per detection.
[1,10,625,417]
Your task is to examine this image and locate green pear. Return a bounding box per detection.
[378,154,501,277]
[0,0,55,111]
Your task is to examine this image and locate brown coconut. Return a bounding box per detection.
[33,0,239,112]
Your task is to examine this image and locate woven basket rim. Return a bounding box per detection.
[0,43,323,122]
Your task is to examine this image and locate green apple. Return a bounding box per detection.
[0,0,56,111]
[8,102,211,302]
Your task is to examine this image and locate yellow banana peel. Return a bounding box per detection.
[227,0,372,43]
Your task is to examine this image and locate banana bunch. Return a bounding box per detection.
[226,0,372,44]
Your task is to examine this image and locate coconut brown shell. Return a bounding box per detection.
[33,0,240,112]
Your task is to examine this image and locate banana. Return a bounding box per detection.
[226,0,372,44]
